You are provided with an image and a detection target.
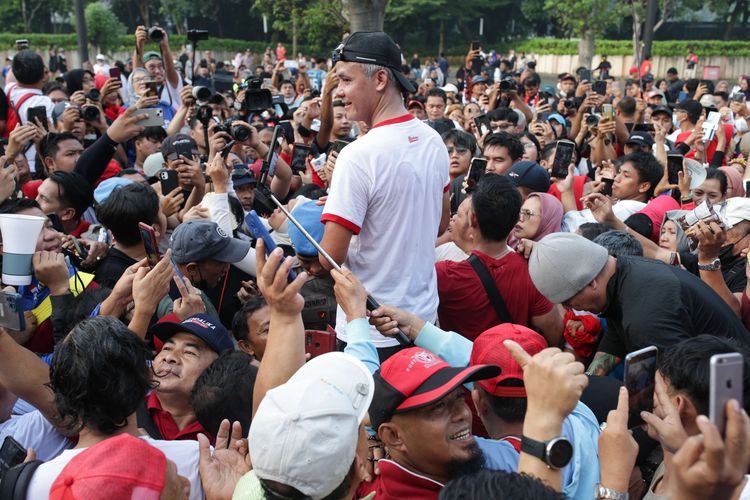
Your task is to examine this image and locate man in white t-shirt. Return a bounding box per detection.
[133,26,183,113]
[4,50,54,174]
[320,31,451,358]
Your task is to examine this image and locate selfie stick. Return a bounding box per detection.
[258,185,413,347]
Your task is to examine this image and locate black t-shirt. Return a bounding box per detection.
[449,175,466,215]
[679,249,747,294]
[599,256,750,358]
[94,247,137,289]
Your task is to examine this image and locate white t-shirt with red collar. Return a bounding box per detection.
[322,113,450,347]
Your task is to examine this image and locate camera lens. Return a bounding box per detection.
[148,27,164,42]
[82,105,100,121]
[586,114,600,127]
[192,86,212,102]
[231,125,250,142]
[86,89,101,101]
[564,99,574,108]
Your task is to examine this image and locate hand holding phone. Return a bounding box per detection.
[0,291,25,332]
[138,222,160,267]
[245,210,297,281]
[0,436,26,475]
[305,325,338,359]
[710,353,744,436]
[624,346,658,428]
[551,140,575,179]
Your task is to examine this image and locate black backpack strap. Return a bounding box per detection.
[0,460,43,500]
[467,254,513,324]
[135,398,163,440]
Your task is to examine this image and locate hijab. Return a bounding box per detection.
[719,166,745,198]
[526,192,564,241]
[64,69,94,94]
[127,68,149,107]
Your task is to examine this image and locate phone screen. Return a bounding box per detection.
[600,177,614,197]
[624,346,658,428]
[580,69,592,82]
[0,436,26,474]
[551,140,575,179]
[291,144,311,173]
[471,41,480,51]
[667,155,683,185]
[138,223,160,267]
[466,158,488,190]
[592,80,607,96]
[27,106,48,130]
[145,81,158,98]
[0,292,25,332]
[474,115,491,136]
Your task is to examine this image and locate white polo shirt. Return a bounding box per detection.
[322,113,449,347]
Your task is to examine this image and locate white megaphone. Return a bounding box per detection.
[0,214,46,286]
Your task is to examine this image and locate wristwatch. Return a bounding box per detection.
[595,484,629,500]
[698,258,721,271]
[520,435,573,470]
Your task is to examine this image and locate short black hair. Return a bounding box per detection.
[578,222,615,241]
[96,183,160,246]
[47,171,94,220]
[42,81,67,97]
[617,96,637,116]
[487,107,519,125]
[619,151,664,200]
[439,470,562,500]
[12,50,45,85]
[426,87,447,103]
[231,296,268,343]
[480,382,526,423]
[0,197,40,215]
[134,126,167,143]
[471,174,522,241]
[593,230,643,257]
[659,335,750,416]
[441,128,477,155]
[483,132,524,162]
[704,167,728,196]
[39,132,80,161]
[522,73,541,87]
[192,351,258,437]
[49,316,154,435]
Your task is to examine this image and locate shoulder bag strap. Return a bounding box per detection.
[467,254,513,324]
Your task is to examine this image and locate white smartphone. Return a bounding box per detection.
[702,111,720,142]
[132,108,165,127]
[709,352,743,436]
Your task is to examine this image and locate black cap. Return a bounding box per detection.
[626,132,655,148]
[333,32,416,93]
[675,99,703,122]
[651,105,672,117]
[667,67,678,75]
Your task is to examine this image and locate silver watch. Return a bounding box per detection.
[595,484,628,500]
[697,258,721,271]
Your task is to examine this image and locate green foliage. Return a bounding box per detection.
[84,2,127,52]
[543,0,627,38]
[513,38,750,57]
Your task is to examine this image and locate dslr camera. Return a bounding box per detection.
[242,78,272,112]
[148,26,165,42]
[213,120,252,142]
[499,78,517,92]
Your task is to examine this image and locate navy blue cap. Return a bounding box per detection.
[507,161,550,193]
[152,314,234,353]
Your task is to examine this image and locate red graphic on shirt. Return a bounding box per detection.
[408,136,418,143]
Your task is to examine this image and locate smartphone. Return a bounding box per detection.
[600,177,614,197]
[474,114,491,136]
[167,254,188,301]
[109,67,121,79]
[264,125,284,179]
[471,40,480,51]
[332,139,350,154]
[601,103,614,121]
[159,169,179,195]
[678,90,688,102]
[709,353,744,436]
[0,291,25,332]
[702,111,720,142]
[624,345,658,428]
[579,68,592,82]
[291,143,312,173]
[466,158,488,190]
[0,436,26,475]
[132,108,164,127]
[245,210,297,281]
[550,140,575,179]
[70,237,89,261]
[262,78,273,89]
[145,80,159,98]
[667,154,684,185]
[536,112,550,123]
[138,222,160,267]
[632,123,655,133]
[732,93,746,103]
[304,326,337,359]
[27,106,48,130]
[220,140,236,160]
[592,80,607,96]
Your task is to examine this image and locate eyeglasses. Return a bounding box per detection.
[492,122,514,131]
[446,146,469,155]
[519,208,539,221]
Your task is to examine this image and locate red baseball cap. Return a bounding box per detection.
[369,347,500,430]
[50,434,166,499]
[470,324,548,398]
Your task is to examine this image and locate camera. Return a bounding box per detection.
[196,105,213,125]
[192,86,213,103]
[148,26,165,42]
[85,88,101,102]
[242,78,272,112]
[186,29,209,42]
[214,120,251,142]
[563,99,575,109]
[499,78,517,92]
[585,114,600,127]
[81,105,100,122]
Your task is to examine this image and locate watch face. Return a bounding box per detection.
[547,438,573,469]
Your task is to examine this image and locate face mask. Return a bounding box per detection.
[672,115,680,128]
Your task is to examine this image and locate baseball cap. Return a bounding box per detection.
[160,134,199,161]
[441,83,458,94]
[724,197,750,228]
[143,153,165,179]
[675,99,702,122]
[49,434,167,499]
[559,72,576,82]
[96,53,106,61]
[94,177,133,205]
[470,324,548,397]
[248,352,374,499]
[540,84,556,96]
[332,32,415,93]
[151,313,234,354]
[626,132,655,148]
[51,101,74,124]
[407,99,425,110]
[651,105,672,117]
[472,75,488,84]
[369,347,500,430]
[548,113,567,126]
[231,167,257,188]
[288,201,324,258]
[170,220,251,264]
[142,51,162,63]
[667,67,678,75]
[507,161,550,194]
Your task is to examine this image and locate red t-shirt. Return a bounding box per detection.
[436,250,553,341]
[146,391,208,441]
[675,123,733,165]
[356,459,444,500]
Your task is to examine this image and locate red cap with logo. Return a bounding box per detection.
[369,347,500,430]
[470,324,548,397]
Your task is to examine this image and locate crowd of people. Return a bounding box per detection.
[0,25,748,500]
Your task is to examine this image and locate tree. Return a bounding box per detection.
[543,0,626,68]
[84,1,127,53]
[344,0,388,31]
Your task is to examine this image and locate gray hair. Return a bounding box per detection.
[593,230,643,258]
[358,63,400,92]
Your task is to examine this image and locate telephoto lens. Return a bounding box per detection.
[81,105,100,122]
[148,26,164,42]
[231,125,251,142]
